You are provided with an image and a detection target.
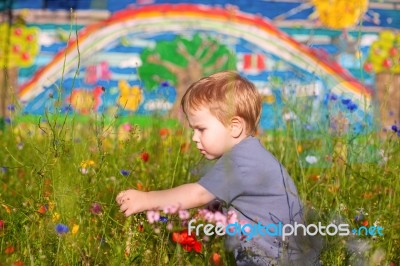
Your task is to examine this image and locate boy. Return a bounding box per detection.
[116,71,319,265]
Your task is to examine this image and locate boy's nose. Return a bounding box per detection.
[192,132,199,143]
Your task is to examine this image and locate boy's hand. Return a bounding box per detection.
[116,189,148,216]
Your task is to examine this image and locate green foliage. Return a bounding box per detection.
[138,33,237,90]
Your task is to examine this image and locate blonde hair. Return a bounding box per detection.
[181,71,262,135]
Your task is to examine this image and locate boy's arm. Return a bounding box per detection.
[116,183,215,217]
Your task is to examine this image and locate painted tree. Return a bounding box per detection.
[0,20,39,126]
[138,33,237,117]
[363,30,400,132]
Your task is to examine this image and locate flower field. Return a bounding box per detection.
[0,112,399,265]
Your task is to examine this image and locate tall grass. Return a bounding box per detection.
[0,107,399,265]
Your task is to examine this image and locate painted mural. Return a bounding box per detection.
[2,1,400,133]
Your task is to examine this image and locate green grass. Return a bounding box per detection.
[0,112,399,265]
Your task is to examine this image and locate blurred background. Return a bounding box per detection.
[1,0,399,133]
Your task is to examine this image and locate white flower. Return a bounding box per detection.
[305,155,318,164]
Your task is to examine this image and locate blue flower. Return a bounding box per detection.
[5,117,11,124]
[397,131,400,137]
[341,98,351,105]
[305,124,313,130]
[1,167,7,173]
[347,103,358,112]
[354,214,363,222]
[159,216,168,223]
[120,169,130,176]
[329,93,338,101]
[55,223,69,234]
[62,105,73,113]
[391,125,398,133]
[7,104,15,111]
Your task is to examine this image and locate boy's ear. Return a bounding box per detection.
[230,116,245,138]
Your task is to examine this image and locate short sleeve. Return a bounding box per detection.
[197,154,243,204]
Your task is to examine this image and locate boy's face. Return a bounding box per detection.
[186,107,234,160]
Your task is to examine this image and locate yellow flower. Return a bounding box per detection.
[80,160,95,169]
[52,212,60,222]
[72,224,79,235]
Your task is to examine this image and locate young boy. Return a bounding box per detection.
[116,71,319,265]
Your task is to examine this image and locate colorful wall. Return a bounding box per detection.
[2,0,399,132]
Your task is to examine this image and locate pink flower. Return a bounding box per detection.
[214,211,227,226]
[146,210,160,224]
[178,210,190,220]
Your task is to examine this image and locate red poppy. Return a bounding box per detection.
[140,152,149,162]
[37,205,47,214]
[361,220,369,227]
[0,220,4,229]
[172,230,202,253]
[14,260,24,266]
[211,252,222,265]
[5,245,15,254]
[159,128,169,138]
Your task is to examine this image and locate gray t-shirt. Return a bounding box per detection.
[198,136,319,265]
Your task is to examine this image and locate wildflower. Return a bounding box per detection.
[140,152,149,162]
[7,104,15,111]
[329,93,338,101]
[305,155,318,164]
[178,210,190,220]
[136,182,143,190]
[90,202,103,215]
[5,245,15,254]
[52,212,60,222]
[159,216,168,223]
[347,103,358,112]
[80,160,95,174]
[14,260,24,266]
[354,214,364,222]
[5,117,11,124]
[211,252,222,266]
[296,145,303,153]
[80,160,95,169]
[309,175,320,181]
[166,223,173,231]
[361,220,369,227]
[55,223,69,234]
[72,224,79,235]
[146,210,160,224]
[214,211,228,226]
[172,230,202,252]
[391,125,398,132]
[37,205,48,214]
[120,169,130,176]
[341,98,351,105]
[159,128,169,138]
[62,105,73,112]
[397,131,400,137]
[0,220,4,229]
